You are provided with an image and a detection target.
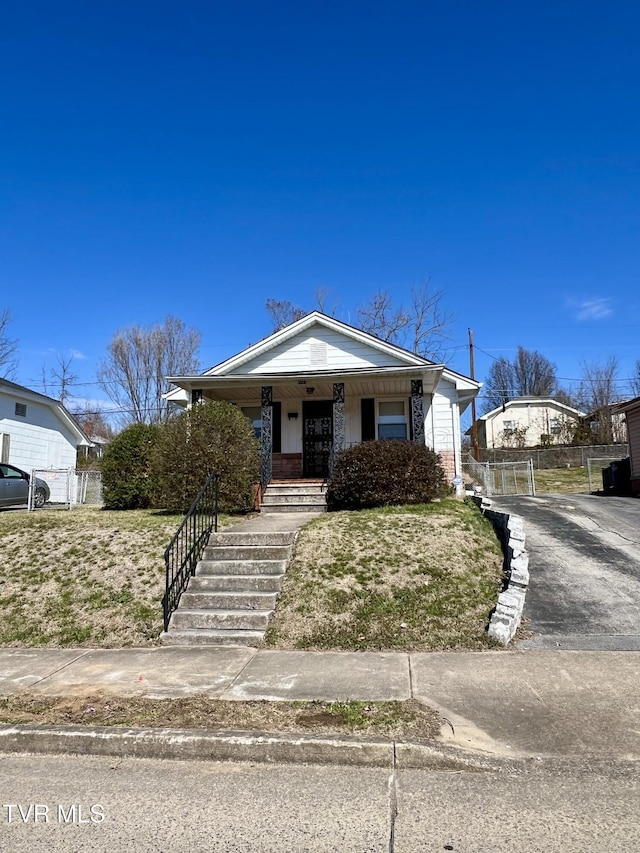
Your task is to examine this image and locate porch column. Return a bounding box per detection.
[333,383,345,455]
[261,386,273,484]
[411,379,425,445]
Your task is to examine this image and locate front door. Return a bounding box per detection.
[303,400,333,478]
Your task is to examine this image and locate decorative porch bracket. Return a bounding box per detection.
[411,379,425,445]
[333,383,345,455]
[261,386,273,486]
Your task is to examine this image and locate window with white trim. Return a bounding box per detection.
[549,417,562,435]
[377,400,407,440]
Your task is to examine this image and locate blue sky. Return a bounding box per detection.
[1,1,639,420]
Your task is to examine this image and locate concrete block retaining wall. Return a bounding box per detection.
[469,494,529,645]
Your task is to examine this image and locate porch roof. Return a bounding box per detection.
[166,364,445,405]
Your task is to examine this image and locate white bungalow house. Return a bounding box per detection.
[164,312,480,485]
[0,378,92,470]
[474,397,586,449]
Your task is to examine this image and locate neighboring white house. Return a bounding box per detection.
[0,378,92,470]
[164,311,481,483]
[475,397,586,449]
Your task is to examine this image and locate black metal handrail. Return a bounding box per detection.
[162,473,219,632]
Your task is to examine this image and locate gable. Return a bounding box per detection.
[0,381,91,445]
[221,320,422,376]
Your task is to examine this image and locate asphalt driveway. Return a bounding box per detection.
[492,493,640,650]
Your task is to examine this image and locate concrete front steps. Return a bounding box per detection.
[261,481,327,513]
[160,530,295,647]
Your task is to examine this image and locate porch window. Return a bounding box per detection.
[241,406,262,439]
[241,403,281,451]
[378,400,407,440]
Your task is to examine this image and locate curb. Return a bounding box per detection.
[0,724,497,771]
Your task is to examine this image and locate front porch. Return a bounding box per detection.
[190,369,439,484]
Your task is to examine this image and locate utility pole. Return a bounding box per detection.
[469,328,480,461]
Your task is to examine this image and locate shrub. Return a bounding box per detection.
[151,401,260,513]
[326,440,446,511]
[100,423,160,510]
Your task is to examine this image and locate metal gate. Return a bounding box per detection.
[463,459,536,497]
[29,469,103,510]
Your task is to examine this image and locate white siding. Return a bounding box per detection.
[344,395,361,446]
[228,326,411,375]
[281,402,302,454]
[430,380,456,453]
[0,394,79,470]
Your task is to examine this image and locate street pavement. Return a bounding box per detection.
[2,752,639,852]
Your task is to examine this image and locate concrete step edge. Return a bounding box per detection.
[159,629,264,646]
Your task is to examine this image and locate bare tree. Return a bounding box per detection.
[0,309,18,380]
[482,347,558,413]
[73,409,115,440]
[314,287,340,317]
[482,356,516,411]
[578,356,620,410]
[50,353,79,405]
[97,316,201,426]
[265,299,306,332]
[408,281,453,361]
[356,281,452,360]
[357,290,410,345]
[631,359,640,398]
[513,347,558,397]
[266,280,452,359]
[577,356,621,444]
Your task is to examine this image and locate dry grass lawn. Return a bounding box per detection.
[264,499,504,652]
[0,506,237,647]
[533,466,591,494]
[0,692,443,739]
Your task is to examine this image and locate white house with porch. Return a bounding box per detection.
[165,312,480,489]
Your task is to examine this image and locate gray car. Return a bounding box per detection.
[0,464,50,509]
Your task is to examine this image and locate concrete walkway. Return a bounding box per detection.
[1,646,639,762]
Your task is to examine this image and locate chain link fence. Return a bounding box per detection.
[462,458,536,497]
[476,443,629,469]
[29,469,103,510]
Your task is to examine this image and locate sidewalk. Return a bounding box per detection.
[1,646,639,763]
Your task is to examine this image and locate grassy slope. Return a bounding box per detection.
[0,506,237,647]
[1,500,505,652]
[264,499,504,652]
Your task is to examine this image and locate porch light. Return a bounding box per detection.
[306,387,315,395]
[288,412,299,420]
